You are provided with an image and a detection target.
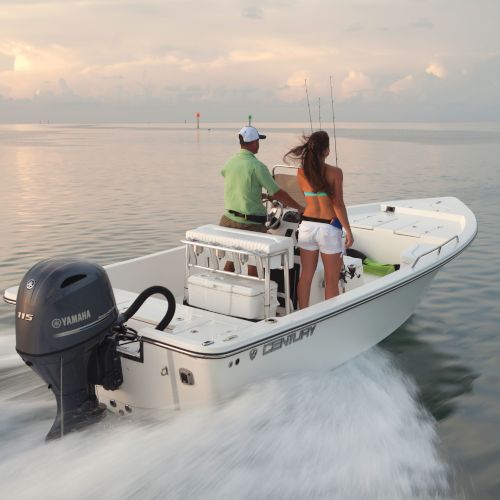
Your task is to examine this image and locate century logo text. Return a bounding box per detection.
[262,325,316,356]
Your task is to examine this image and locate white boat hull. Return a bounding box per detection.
[97,267,438,413]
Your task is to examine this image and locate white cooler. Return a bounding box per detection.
[187,272,278,320]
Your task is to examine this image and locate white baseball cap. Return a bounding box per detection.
[238,126,266,142]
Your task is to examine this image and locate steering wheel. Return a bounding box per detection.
[263,198,284,229]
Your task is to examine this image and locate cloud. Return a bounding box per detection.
[345,23,363,33]
[0,84,10,97]
[58,77,74,95]
[387,74,414,94]
[425,62,446,79]
[0,0,499,122]
[410,18,434,29]
[0,41,78,98]
[276,70,309,102]
[286,71,309,88]
[242,7,264,19]
[228,50,273,63]
[340,71,373,99]
[0,52,14,71]
[0,41,75,74]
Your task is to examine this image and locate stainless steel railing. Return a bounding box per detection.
[411,235,460,269]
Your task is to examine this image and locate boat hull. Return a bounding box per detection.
[97,268,437,413]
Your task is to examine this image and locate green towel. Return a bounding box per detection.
[362,258,398,276]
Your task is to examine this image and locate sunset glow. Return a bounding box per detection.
[0,0,498,121]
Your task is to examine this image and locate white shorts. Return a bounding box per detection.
[298,220,343,254]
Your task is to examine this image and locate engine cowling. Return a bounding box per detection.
[15,257,120,440]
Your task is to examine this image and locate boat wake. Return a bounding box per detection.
[0,330,452,500]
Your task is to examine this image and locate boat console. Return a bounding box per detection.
[183,224,294,319]
[180,208,365,319]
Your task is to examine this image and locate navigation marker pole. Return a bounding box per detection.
[329,75,338,166]
[304,79,313,133]
[248,114,252,126]
[196,112,200,129]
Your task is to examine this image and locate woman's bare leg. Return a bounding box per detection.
[297,249,319,309]
[320,252,343,300]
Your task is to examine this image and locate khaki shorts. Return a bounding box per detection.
[219,215,268,233]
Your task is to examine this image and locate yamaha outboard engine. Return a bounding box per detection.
[15,257,120,440]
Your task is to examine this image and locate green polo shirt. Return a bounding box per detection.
[221,149,280,224]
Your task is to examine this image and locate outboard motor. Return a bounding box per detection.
[15,257,177,441]
[15,257,121,440]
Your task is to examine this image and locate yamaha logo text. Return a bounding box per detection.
[52,309,92,329]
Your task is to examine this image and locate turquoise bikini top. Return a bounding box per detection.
[303,191,328,197]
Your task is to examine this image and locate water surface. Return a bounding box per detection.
[0,122,499,499]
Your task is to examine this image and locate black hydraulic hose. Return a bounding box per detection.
[118,286,176,331]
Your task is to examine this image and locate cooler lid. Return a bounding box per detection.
[188,273,277,297]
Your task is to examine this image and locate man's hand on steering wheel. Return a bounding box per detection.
[263,198,284,229]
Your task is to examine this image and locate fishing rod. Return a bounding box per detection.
[329,75,339,166]
[318,97,322,130]
[304,79,313,133]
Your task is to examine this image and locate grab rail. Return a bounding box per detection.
[411,235,460,269]
[272,164,299,176]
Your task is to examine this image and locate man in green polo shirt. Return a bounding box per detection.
[220,126,303,274]
[219,126,303,233]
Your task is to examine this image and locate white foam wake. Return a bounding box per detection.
[0,346,451,500]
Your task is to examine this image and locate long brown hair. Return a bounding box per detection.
[283,131,330,193]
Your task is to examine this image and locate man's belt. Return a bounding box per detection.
[228,210,267,223]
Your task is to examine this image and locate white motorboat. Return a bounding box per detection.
[3,167,477,438]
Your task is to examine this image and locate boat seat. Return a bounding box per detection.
[185,224,294,269]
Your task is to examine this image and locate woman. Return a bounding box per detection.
[284,131,354,309]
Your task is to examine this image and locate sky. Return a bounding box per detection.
[0,0,499,123]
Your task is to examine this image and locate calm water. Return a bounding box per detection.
[0,123,499,499]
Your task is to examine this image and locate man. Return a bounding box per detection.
[220,126,303,274]
[220,125,303,233]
